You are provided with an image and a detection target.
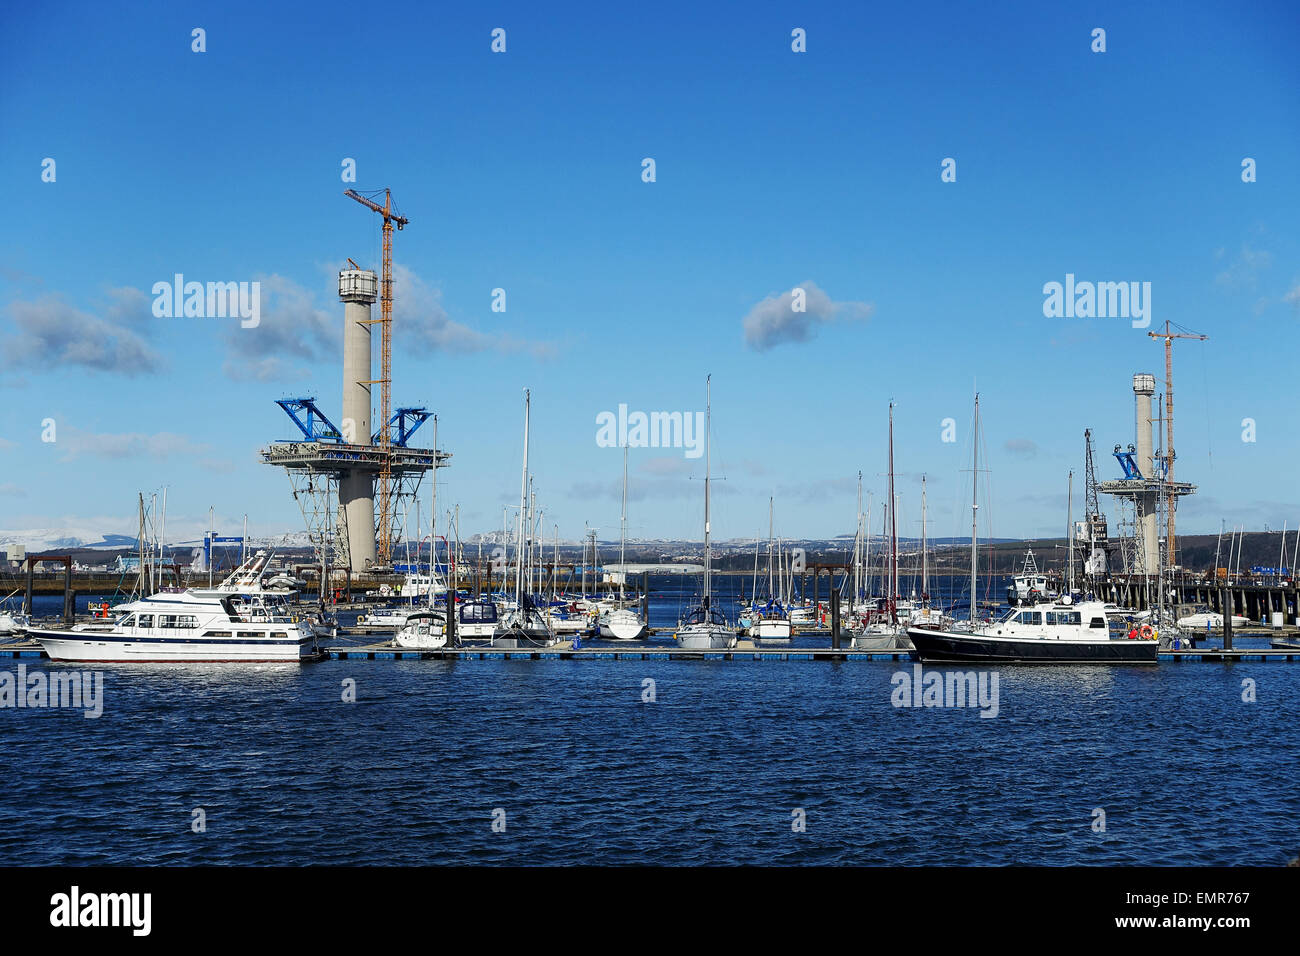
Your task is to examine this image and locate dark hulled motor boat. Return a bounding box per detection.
[907,599,1158,664]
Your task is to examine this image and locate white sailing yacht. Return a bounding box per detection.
[492,389,557,646]
[676,375,736,650]
[852,403,904,650]
[395,418,448,649]
[599,445,648,640]
[749,498,792,641]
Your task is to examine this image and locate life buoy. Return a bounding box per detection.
[1140,624,1154,640]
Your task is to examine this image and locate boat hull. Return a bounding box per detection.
[751,619,792,640]
[676,623,736,650]
[599,610,647,640]
[30,629,316,663]
[906,626,1157,664]
[852,631,898,651]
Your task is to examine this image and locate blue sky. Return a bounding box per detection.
[1,0,1298,546]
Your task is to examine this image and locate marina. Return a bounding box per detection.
[4,1,1299,901]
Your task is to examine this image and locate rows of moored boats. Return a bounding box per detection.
[4,385,1268,665]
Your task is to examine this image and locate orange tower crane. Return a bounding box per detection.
[1147,319,1207,567]
[344,187,408,567]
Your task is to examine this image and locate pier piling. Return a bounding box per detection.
[1221,587,1233,651]
[830,590,841,650]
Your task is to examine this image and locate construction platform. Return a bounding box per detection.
[260,440,447,474]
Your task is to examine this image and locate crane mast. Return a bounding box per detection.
[1147,320,1207,567]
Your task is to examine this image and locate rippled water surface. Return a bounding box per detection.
[2,652,1296,865]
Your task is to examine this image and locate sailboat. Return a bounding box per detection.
[852,403,903,650]
[749,497,792,641]
[0,588,29,637]
[675,375,736,650]
[907,395,1157,664]
[599,445,648,640]
[396,419,448,649]
[491,388,557,647]
[906,474,948,631]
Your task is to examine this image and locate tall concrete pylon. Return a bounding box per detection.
[1132,373,1160,576]
[339,269,378,570]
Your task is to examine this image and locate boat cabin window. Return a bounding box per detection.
[1089,617,1107,629]
[460,603,498,623]
[160,615,178,628]
[121,615,137,627]
[136,614,152,628]
[1045,611,1081,625]
[178,615,197,629]
[1017,611,1042,625]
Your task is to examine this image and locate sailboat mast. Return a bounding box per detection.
[515,389,530,607]
[620,443,628,600]
[888,402,898,619]
[971,394,980,619]
[855,471,862,604]
[430,416,438,603]
[1066,470,1074,594]
[921,474,928,603]
[703,374,712,609]
[768,496,774,600]
[137,493,146,597]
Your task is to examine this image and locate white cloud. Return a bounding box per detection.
[393,264,554,358]
[2,295,162,374]
[224,273,337,366]
[742,280,873,351]
[1284,281,1300,312]
[1215,245,1271,288]
[775,475,859,501]
[56,427,211,462]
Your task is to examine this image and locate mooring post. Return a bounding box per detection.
[446,592,457,647]
[830,589,841,650]
[23,559,33,617]
[641,572,650,624]
[1221,587,1233,651]
[812,570,820,624]
[63,560,73,624]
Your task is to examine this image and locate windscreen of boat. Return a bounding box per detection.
[686,606,728,626]
[460,602,498,623]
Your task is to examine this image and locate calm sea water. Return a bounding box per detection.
[4,577,1296,865]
